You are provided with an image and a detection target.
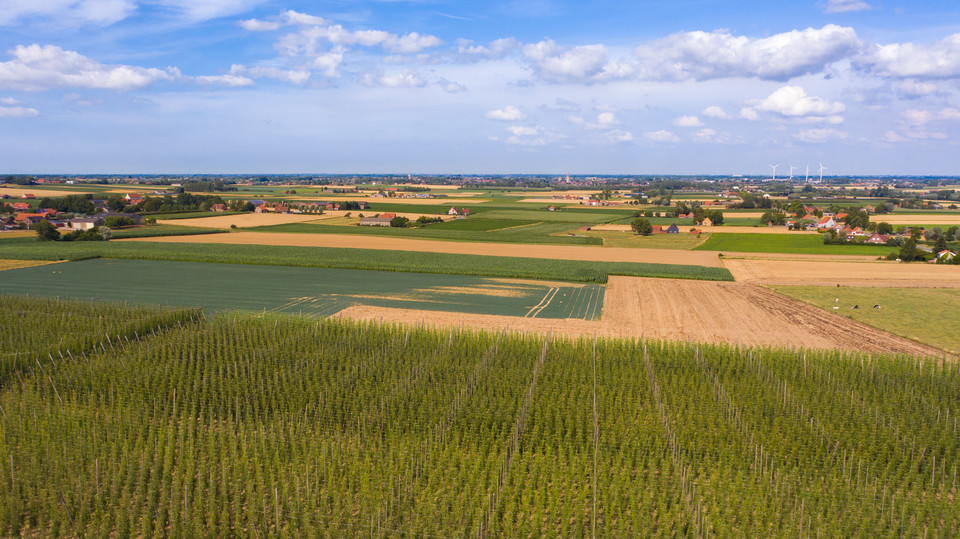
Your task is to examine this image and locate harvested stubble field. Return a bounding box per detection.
[337,276,941,356]
[723,258,960,287]
[871,214,960,225]
[128,231,725,266]
[0,259,55,271]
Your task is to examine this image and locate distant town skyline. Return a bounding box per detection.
[1,0,959,175]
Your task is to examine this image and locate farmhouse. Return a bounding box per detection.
[124,193,143,203]
[20,193,35,199]
[69,217,105,231]
[14,213,46,228]
[816,216,836,229]
[666,224,680,234]
[210,203,228,212]
[865,233,890,245]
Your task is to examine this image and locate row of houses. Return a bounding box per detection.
[1,212,140,231]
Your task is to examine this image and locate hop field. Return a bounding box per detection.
[1,296,958,536]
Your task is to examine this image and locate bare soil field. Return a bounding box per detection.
[723,258,960,287]
[336,276,941,355]
[870,214,960,225]
[591,224,818,234]
[0,230,35,238]
[157,213,333,228]
[126,231,724,266]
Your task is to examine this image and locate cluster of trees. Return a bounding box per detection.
[107,193,229,213]
[34,221,110,242]
[181,179,237,192]
[36,194,97,215]
[733,192,774,209]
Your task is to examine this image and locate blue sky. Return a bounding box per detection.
[1,0,959,175]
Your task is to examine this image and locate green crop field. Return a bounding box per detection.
[0,259,604,319]
[696,233,897,255]
[0,239,733,282]
[246,220,603,245]
[109,224,226,239]
[1,299,957,536]
[771,286,960,354]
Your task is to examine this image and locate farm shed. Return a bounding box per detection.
[666,224,680,234]
[358,217,392,226]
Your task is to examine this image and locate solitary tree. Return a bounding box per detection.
[631,217,653,236]
[34,220,60,241]
[899,237,921,262]
[708,210,724,226]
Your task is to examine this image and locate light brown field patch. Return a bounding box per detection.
[590,224,815,234]
[869,214,960,225]
[335,276,941,356]
[124,231,724,266]
[157,213,333,228]
[0,230,36,238]
[0,259,58,271]
[723,258,960,287]
[0,187,84,197]
[413,285,531,298]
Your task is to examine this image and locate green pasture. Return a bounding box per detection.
[771,286,960,354]
[696,233,896,255]
[0,259,604,319]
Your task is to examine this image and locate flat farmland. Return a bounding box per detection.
[591,224,819,235]
[872,213,960,225]
[0,259,604,319]
[126,231,725,266]
[723,258,960,287]
[338,276,941,355]
[157,213,334,228]
[771,286,960,354]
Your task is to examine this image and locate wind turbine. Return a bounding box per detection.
[788,165,797,181]
[769,163,780,182]
[805,164,810,183]
[818,162,828,183]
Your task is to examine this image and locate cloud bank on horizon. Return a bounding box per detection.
[0,0,959,174]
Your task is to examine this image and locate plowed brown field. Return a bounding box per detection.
[336,276,941,356]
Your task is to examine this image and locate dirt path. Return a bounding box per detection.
[123,231,724,266]
[336,276,942,356]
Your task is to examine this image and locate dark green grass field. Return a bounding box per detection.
[695,233,897,255]
[0,259,604,319]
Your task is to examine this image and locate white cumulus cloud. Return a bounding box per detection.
[702,106,729,119]
[507,125,539,136]
[522,39,609,83]
[755,86,845,117]
[485,105,524,121]
[0,44,175,91]
[673,115,702,127]
[862,34,960,79]
[633,25,861,82]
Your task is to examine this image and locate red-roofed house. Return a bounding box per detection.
[21,193,35,199]
[12,202,30,211]
[817,216,836,229]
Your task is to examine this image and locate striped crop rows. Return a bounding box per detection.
[0,297,957,536]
